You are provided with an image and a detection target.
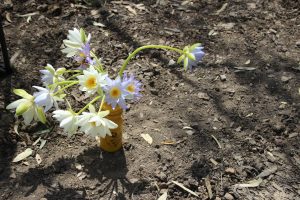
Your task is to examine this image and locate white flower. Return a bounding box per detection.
[40,64,65,86]
[77,66,107,96]
[53,110,78,136]
[33,86,62,112]
[6,89,46,125]
[62,28,91,57]
[76,105,118,137]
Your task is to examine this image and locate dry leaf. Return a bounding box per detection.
[135,3,147,11]
[39,139,47,149]
[13,123,20,136]
[35,154,42,164]
[93,21,106,27]
[208,30,218,36]
[16,12,39,17]
[157,191,168,200]
[211,135,222,149]
[161,140,176,145]
[125,5,137,15]
[5,12,12,23]
[245,59,251,65]
[172,181,199,198]
[215,3,228,15]
[257,166,277,178]
[77,172,87,180]
[26,16,32,23]
[141,134,153,145]
[234,66,256,71]
[13,148,33,162]
[205,176,213,199]
[32,137,41,146]
[234,178,263,188]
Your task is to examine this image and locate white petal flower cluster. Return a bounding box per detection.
[76,105,118,137]
[53,110,78,136]
[6,89,46,125]
[62,28,91,57]
[40,64,65,86]
[77,66,107,96]
[33,86,63,112]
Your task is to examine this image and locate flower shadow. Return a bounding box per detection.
[17,146,139,199]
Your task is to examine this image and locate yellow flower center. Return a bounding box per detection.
[110,87,121,99]
[85,76,97,89]
[90,121,97,127]
[79,52,85,57]
[126,84,135,93]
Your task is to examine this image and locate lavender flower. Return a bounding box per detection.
[178,43,205,70]
[122,73,142,100]
[74,43,95,69]
[103,77,129,110]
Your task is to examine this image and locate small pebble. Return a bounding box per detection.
[220,74,227,81]
[225,167,236,174]
[224,192,234,200]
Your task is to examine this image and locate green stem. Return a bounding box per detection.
[98,95,106,113]
[51,80,79,87]
[65,69,81,73]
[53,82,77,96]
[91,51,104,72]
[119,45,183,76]
[67,73,82,80]
[77,96,101,115]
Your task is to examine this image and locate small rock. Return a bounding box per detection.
[225,167,236,174]
[9,172,16,179]
[220,74,227,81]
[168,59,176,66]
[273,123,284,133]
[296,40,300,48]
[288,132,298,138]
[281,75,292,83]
[197,92,210,100]
[156,171,167,182]
[188,178,198,187]
[129,178,140,184]
[224,192,234,200]
[274,137,285,146]
[47,5,62,16]
[150,89,159,95]
[75,163,83,171]
[185,130,195,136]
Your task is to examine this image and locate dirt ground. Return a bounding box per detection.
[0,0,300,199]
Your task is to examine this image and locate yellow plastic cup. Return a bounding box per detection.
[99,103,123,152]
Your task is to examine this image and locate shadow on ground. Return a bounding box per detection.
[13,146,145,199]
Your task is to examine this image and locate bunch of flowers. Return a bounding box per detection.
[7,28,204,139]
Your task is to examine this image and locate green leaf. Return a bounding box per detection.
[187,53,196,61]
[177,54,185,64]
[13,89,33,100]
[80,28,86,43]
[184,57,189,71]
[16,102,31,116]
[36,107,46,124]
[56,68,66,75]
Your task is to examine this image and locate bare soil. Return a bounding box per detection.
[0,0,300,199]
